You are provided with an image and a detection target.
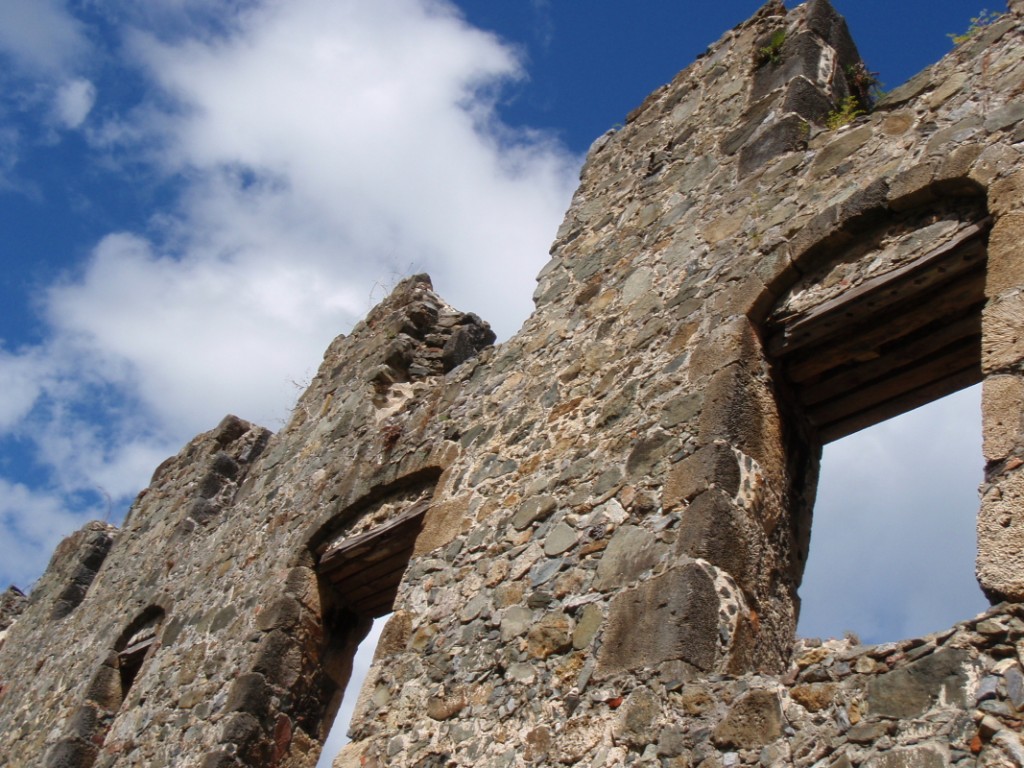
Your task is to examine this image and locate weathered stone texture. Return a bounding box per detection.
[1,1,1023,766]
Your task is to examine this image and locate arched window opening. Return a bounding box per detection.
[115,611,164,704]
[797,385,987,643]
[300,471,440,765]
[763,192,992,646]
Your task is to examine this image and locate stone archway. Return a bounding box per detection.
[45,606,166,768]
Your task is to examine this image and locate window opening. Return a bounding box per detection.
[316,616,387,768]
[303,473,439,766]
[796,385,987,643]
[762,195,992,646]
[767,213,988,443]
[117,620,160,699]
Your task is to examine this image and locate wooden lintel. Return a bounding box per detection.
[322,532,418,581]
[807,340,980,428]
[818,366,982,443]
[348,592,399,618]
[768,220,990,357]
[799,315,981,407]
[319,499,430,572]
[782,271,985,384]
[326,548,416,590]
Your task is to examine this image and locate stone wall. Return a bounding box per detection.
[1,1,1023,766]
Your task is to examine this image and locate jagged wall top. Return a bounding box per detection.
[1,1,1024,766]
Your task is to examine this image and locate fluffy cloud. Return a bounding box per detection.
[0,0,89,75]
[0,0,578,589]
[118,0,575,337]
[53,78,97,129]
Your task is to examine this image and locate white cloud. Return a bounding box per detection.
[0,347,51,432]
[37,0,577,439]
[118,0,576,337]
[54,78,97,128]
[0,126,20,189]
[0,479,95,589]
[0,0,578,588]
[0,0,89,75]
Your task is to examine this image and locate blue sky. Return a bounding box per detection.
[0,0,994,648]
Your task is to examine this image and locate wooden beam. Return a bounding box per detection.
[768,220,989,357]
[781,271,985,384]
[321,532,419,581]
[807,342,981,431]
[818,366,982,443]
[798,314,981,407]
[319,499,429,573]
[326,548,416,592]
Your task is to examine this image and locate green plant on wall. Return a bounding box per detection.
[826,95,866,130]
[756,28,787,67]
[823,61,880,131]
[948,9,1001,44]
[845,63,884,109]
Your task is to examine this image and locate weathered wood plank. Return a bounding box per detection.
[807,342,981,430]
[799,314,981,406]
[325,546,415,588]
[318,499,429,572]
[782,270,985,383]
[349,591,400,617]
[322,531,419,581]
[818,366,982,443]
[768,220,989,356]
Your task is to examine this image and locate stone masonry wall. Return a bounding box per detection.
[1,1,1023,767]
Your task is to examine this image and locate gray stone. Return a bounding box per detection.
[1004,664,1024,710]
[469,454,517,485]
[661,392,703,429]
[529,558,563,587]
[663,442,740,509]
[543,522,577,556]
[572,603,603,650]
[811,124,874,176]
[593,525,664,591]
[597,563,718,675]
[867,648,970,718]
[712,689,783,749]
[847,720,892,744]
[975,675,999,703]
[459,593,489,623]
[674,490,752,588]
[862,744,949,768]
[500,607,533,641]
[985,99,1024,133]
[511,495,557,530]
[626,430,674,474]
[739,113,810,178]
[506,662,536,684]
[615,686,661,747]
[657,725,688,757]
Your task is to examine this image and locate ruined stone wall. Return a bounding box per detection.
[1,1,1023,766]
